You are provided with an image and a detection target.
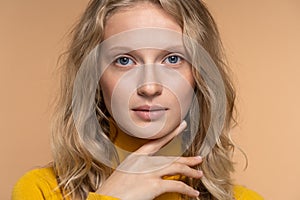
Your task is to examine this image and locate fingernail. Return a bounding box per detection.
[196,156,202,161]
[198,170,203,176]
[179,120,187,129]
[194,190,200,196]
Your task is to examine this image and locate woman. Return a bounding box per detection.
[12,0,263,199]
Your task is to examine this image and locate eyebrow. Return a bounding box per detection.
[107,46,134,54]
[106,45,187,54]
[164,45,187,53]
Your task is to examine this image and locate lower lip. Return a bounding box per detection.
[133,110,166,121]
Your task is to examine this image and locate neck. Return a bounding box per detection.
[109,119,183,161]
[109,120,149,152]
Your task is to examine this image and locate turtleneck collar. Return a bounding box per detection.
[109,118,183,161]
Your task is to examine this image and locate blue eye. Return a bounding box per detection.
[164,55,182,64]
[115,57,134,66]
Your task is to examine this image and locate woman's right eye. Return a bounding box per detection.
[115,56,135,67]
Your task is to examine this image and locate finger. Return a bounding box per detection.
[161,180,200,197]
[135,120,187,155]
[158,162,203,179]
[175,156,203,166]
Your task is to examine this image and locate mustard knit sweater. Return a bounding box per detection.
[12,126,263,199]
[12,167,263,200]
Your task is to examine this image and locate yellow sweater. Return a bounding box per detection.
[12,167,263,200]
[12,125,263,199]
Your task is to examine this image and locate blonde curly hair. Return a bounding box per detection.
[51,0,237,199]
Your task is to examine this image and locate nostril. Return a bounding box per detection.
[137,83,163,97]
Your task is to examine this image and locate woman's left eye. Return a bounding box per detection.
[164,55,182,65]
[115,56,135,66]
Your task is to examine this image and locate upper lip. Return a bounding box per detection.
[132,105,169,111]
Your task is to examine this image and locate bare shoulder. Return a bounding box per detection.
[234,185,264,200]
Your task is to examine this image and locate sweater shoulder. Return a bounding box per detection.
[12,167,62,200]
[234,185,264,200]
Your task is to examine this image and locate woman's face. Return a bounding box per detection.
[100,3,195,139]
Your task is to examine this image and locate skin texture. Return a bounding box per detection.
[97,3,202,199]
[100,2,195,139]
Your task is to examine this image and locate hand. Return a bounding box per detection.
[96,121,203,200]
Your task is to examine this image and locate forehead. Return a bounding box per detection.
[104,2,182,40]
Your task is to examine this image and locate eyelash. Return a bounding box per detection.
[114,54,184,67]
[115,56,135,67]
[163,55,182,65]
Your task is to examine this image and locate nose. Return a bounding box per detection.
[137,63,163,98]
[137,82,163,97]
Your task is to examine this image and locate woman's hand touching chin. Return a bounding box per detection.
[96,121,203,200]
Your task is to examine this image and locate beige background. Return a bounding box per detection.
[1,0,299,199]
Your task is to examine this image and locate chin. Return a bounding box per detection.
[144,121,180,140]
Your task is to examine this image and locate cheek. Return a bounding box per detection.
[185,66,195,88]
[175,67,195,119]
[100,75,116,114]
[178,87,194,118]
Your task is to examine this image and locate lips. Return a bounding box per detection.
[132,105,168,121]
